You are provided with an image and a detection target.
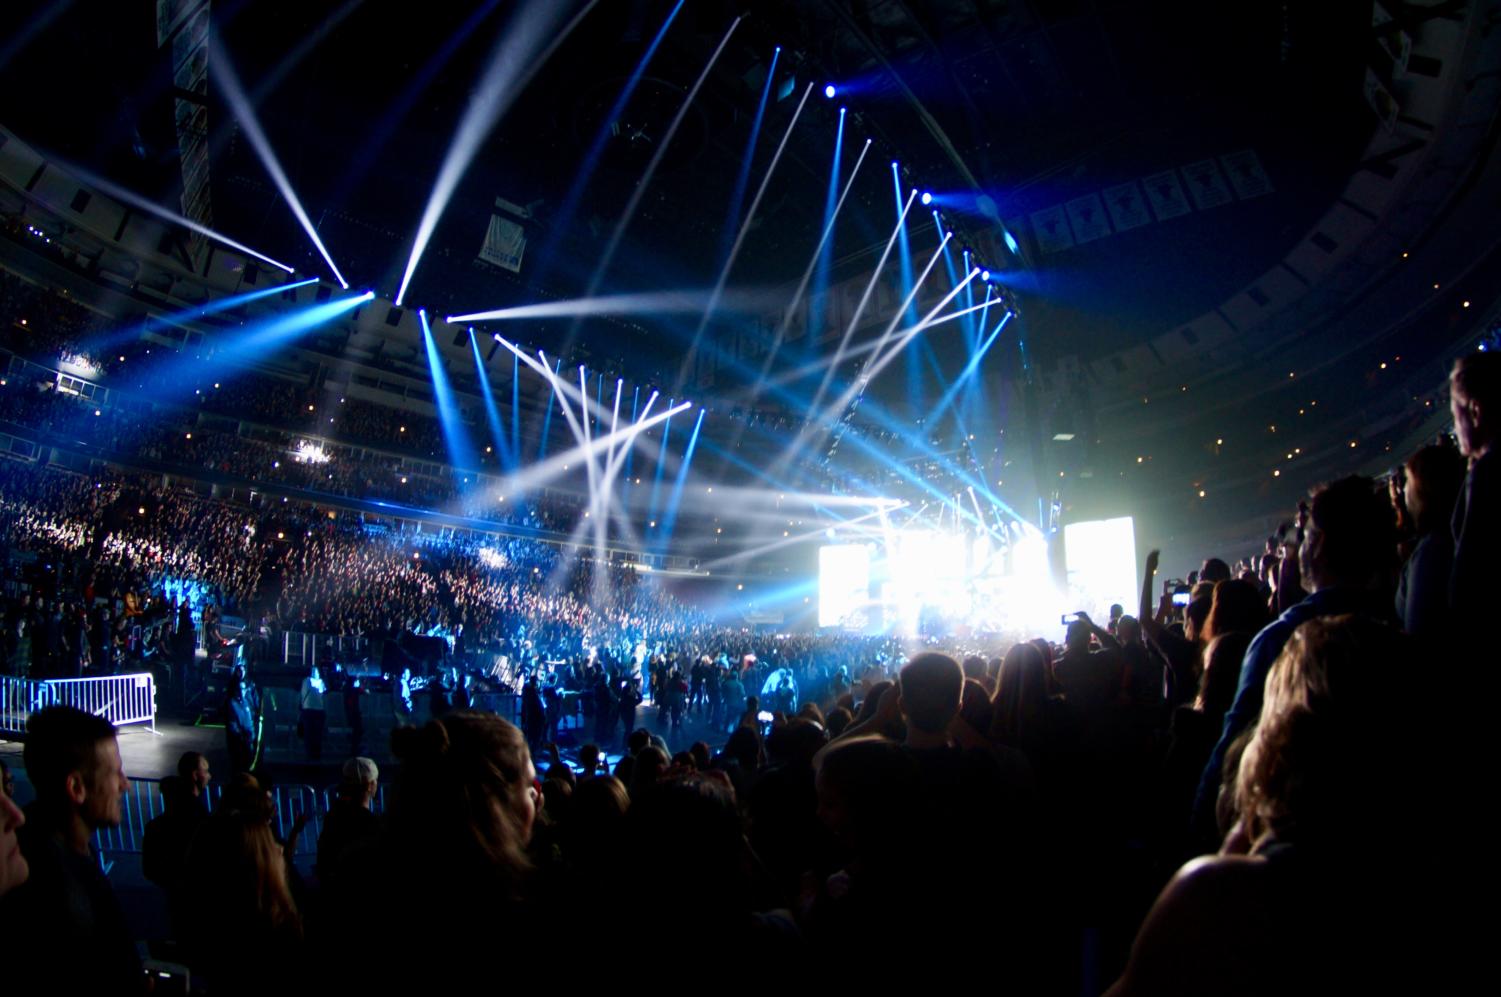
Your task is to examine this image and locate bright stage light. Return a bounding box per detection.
[1004,230,1021,255]
[816,520,1066,637]
[981,269,991,281]
[819,544,870,628]
[824,83,837,98]
[61,159,294,273]
[921,191,933,205]
[293,440,330,464]
[395,0,595,305]
[446,288,776,325]
[210,34,348,287]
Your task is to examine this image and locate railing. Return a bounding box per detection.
[41,673,157,732]
[94,777,388,868]
[281,631,370,669]
[1,674,47,735]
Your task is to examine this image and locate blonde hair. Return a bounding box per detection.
[1234,617,1402,848]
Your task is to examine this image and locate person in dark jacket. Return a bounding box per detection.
[1395,444,1465,638]
[0,706,139,991]
[316,757,380,886]
[225,669,259,775]
[142,773,208,937]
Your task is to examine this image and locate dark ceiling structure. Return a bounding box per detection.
[2,0,1497,562]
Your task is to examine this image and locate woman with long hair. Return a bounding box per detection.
[323,711,541,986]
[1109,617,1427,995]
[182,774,302,990]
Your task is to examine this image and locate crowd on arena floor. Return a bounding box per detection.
[2,265,1496,989]
[0,348,1492,990]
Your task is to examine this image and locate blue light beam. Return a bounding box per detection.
[395,0,598,305]
[677,80,814,389]
[80,277,318,357]
[209,34,349,287]
[717,45,780,267]
[143,291,371,396]
[659,407,706,543]
[581,16,741,305]
[534,0,684,278]
[469,330,516,471]
[59,159,293,273]
[419,309,478,474]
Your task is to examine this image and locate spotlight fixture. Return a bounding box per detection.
[981,269,991,281]
[824,83,837,98]
[921,191,933,205]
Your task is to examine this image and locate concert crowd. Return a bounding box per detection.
[0,274,1492,991]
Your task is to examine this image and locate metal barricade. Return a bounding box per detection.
[283,631,313,668]
[42,673,157,732]
[94,777,173,855]
[470,690,520,722]
[94,779,330,869]
[272,783,324,856]
[281,631,370,669]
[1,674,47,735]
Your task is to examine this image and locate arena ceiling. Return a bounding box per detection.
[2,1,1375,357]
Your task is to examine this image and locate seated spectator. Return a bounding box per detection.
[316,757,380,884]
[1394,444,1465,638]
[1193,475,1395,843]
[629,774,795,962]
[1109,617,1425,995]
[181,774,303,989]
[325,712,540,986]
[177,750,212,801]
[142,769,209,936]
[0,706,138,989]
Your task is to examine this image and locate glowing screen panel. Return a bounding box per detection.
[1062,516,1137,623]
[818,544,871,628]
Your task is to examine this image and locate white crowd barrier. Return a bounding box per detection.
[0,672,157,735]
[1,674,46,735]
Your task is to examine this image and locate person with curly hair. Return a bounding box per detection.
[1108,617,1429,995]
